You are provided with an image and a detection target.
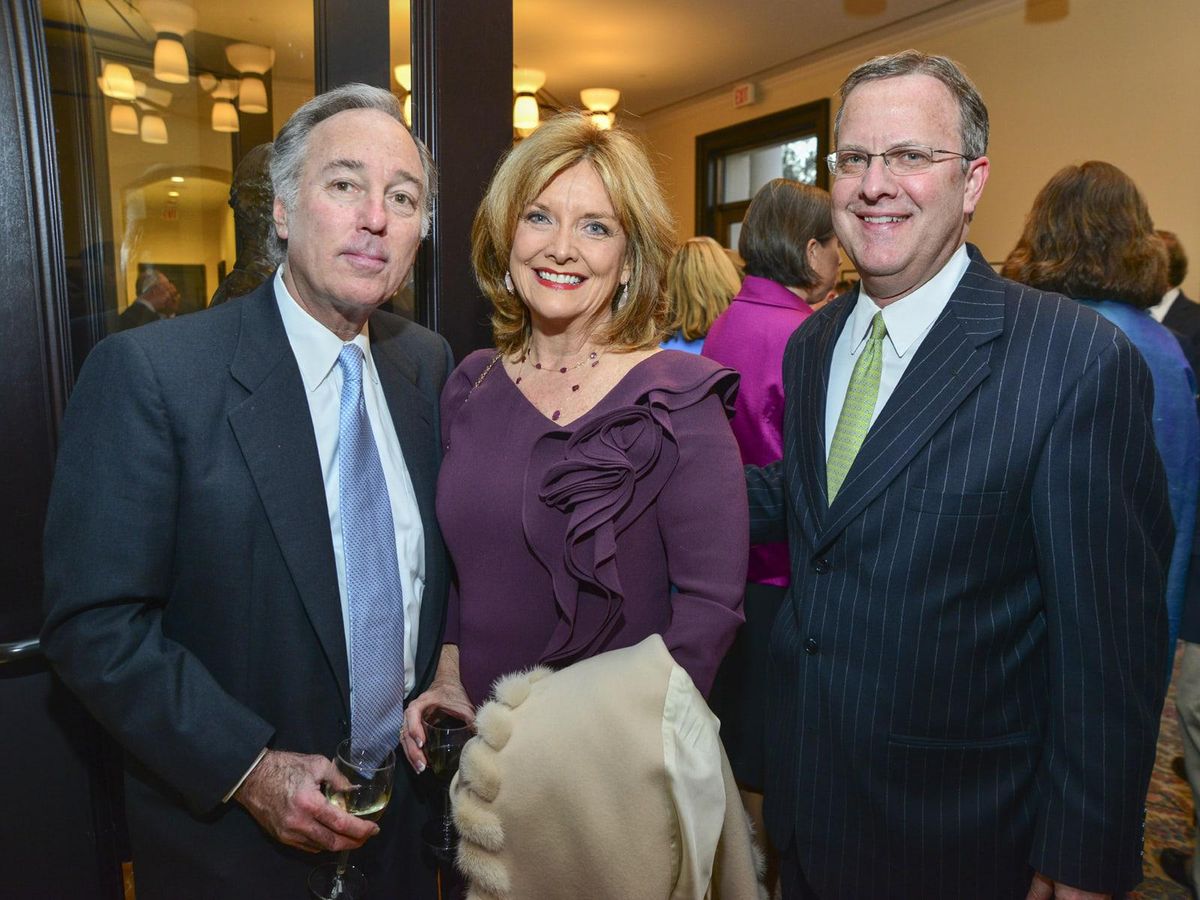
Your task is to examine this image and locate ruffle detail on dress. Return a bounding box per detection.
[522,359,738,667]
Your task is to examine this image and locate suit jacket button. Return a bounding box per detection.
[804,637,819,655]
[812,558,831,574]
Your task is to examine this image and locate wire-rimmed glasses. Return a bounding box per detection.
[825,145,976,178]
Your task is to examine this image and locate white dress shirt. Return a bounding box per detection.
[1149,286,1181,323]
[274,267,424,695]
[225,272,427,802]
[825,245,971,457]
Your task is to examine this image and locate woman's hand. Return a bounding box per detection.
[400,644,474,772]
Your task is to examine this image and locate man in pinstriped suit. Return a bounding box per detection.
[747,51,1173,900]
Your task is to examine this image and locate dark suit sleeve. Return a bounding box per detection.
[746,461,788,544]
[41,335,274,813]
[1027,333,1172,892]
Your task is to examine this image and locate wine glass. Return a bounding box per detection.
[308,739,396,900]
[421,713,471,862]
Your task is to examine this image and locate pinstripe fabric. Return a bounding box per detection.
[748,247,1173,900]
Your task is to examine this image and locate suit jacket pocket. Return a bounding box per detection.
[903,488,1014,518]
[882,729,1042,897]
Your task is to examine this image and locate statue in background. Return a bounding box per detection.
[209,143,278,306]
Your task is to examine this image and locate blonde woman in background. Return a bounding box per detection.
[661,236,743,354]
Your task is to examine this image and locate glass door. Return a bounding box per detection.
[42,0,315,375]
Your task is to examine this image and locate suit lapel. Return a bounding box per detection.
[369,317,442,698]
[815,251,1005,550]
[226,286,350,713]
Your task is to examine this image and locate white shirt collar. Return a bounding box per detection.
[273,266,374,392]
[1149,286,1181,323]
[847,245,971,359]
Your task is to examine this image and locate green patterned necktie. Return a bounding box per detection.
[827,312,888,503]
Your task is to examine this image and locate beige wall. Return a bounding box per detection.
[638,0,1200,296]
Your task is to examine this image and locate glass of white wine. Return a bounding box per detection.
[307,739,395,900]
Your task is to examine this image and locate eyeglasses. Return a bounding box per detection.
[825,146,976,178]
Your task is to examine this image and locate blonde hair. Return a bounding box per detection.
[666,237,742,342]
[471,112,676,355]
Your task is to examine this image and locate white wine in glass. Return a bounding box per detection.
[308,739,396,900]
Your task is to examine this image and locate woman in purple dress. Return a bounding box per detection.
[401,113,748,768]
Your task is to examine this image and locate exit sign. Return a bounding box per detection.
[733,82,757,108]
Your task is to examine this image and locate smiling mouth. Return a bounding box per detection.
[534,269,585,287]
[860,215,907,224]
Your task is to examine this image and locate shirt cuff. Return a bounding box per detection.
[223,747,268,804]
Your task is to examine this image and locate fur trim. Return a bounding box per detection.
[453,787,505,852]
[491,666,551,707]
[458,740,501,802]
[475,701,514,751]
[743,808,767,881]
[457,836,511,897]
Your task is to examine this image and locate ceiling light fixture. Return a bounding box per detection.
[110,103,139,135]
[226,42,275,114]
[212,100,239,133]
[580,88,620,130]
[513,68,545,132]
[140,113,168,144]
[170,175,185,183]
[139,0,196,85]
[98,62,137,100]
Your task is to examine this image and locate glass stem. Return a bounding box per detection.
[334,849,352,878]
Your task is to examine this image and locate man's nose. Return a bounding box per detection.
[359,194,388,232]
[858,155,899,201]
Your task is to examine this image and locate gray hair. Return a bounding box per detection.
[834,50,989,166]
[270,83,437,245]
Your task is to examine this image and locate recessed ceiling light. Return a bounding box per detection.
[170,176,184,183]
[167,190,180,197]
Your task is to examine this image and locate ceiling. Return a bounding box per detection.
[67,0,1000,114]
[513,0,998,116]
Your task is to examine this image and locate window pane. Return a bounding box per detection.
[42,0,314,373]
[719,134,820,204]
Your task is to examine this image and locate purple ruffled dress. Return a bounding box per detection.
[436,349,749,705]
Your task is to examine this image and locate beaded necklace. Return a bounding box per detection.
[515,344,603,422]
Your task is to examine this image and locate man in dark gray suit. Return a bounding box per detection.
[1153,230,1200,360]
[747,51,1172,900]
[42,85,451,899]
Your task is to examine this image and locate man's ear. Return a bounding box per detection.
[962,156,989,218]
[273,196,288,241]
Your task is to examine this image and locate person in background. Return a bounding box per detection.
[1002,160,1198,682]
[119,268,180,330]
[401,112,748,772]
[1003,165,1200,897]
[700,177,838,888]
[1153,230,1200,361]
[747,50,1171,900]
[42,84,451,899]
[661,235,742,353]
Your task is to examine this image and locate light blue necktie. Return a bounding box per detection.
[338,344,406,761]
